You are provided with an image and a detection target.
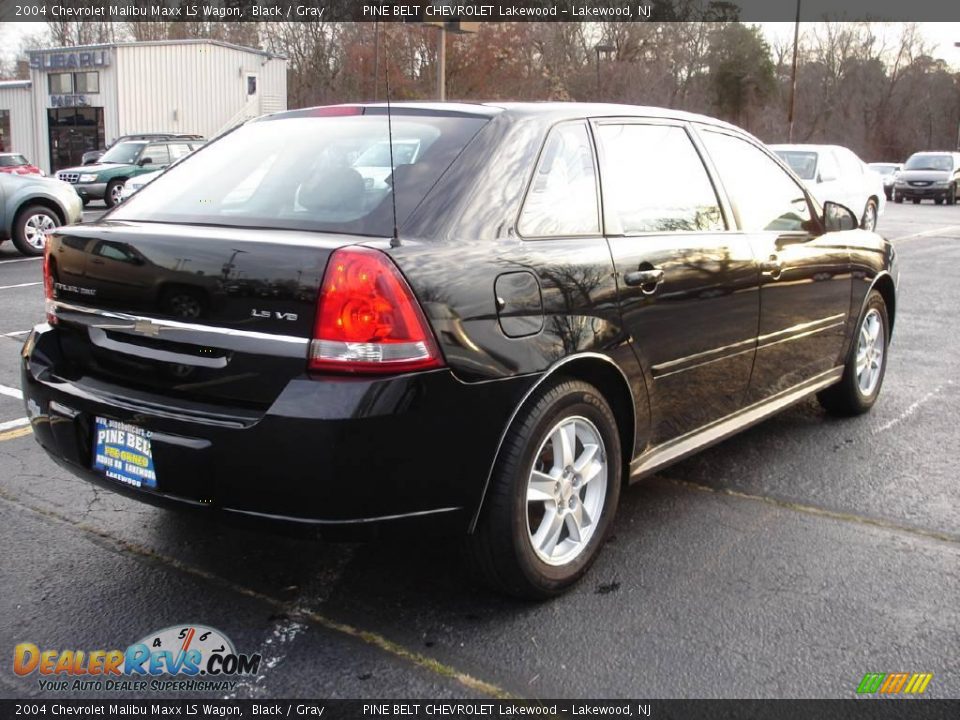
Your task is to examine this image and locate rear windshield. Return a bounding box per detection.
[869,163,898,175]
[904,154,953,171]
[113,113,489,236]
[775,150,818,180]
[0,155,27,167]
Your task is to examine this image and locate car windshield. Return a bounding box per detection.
[904,154,953,171]
[100,142,146,164]
[0,155,28,167]
[114,112,489,236]
[869,164,899,176]
[775,150,818,180]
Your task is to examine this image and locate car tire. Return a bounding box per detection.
[817,290,889,417]
[467,378,622,599]
[935,197,944,206]
[912,198,921,204]
[860,199,878,231]
[104,180,125,208]
[11,204,59,256]
[884,191,892,201]
[894,194,903,204]
[948,184,957,206]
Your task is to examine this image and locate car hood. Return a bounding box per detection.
[58,162,133,175]
[898,170,951,182]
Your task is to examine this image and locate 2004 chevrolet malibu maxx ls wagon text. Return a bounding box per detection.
[22,103,898,598]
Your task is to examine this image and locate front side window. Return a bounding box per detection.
[0,154,27,167]
[701,130,814,233]
[143,144,171,166]
[518,122,600,237]
[595,123,724,234]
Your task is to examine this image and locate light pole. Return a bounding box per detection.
[955,42,960,150]
[595,44,615,97]
[787,0,801,142]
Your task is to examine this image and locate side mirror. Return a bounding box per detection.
[138,157,153,166]
[823,201,858,232]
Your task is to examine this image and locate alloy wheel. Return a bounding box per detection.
[525,415,608,566]
[23,213,56,250]
[856,308,884,396]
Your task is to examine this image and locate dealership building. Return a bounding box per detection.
[0,39,286,173]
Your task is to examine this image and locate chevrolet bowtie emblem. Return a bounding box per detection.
[133,320,161,337]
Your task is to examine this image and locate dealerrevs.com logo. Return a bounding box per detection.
[13,625,261,693]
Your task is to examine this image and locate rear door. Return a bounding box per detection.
[593,119,760,445]
[696,127,851,403]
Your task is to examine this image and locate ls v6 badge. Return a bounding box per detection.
[251,309,298,321]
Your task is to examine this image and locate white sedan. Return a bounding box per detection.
[770,144,885,231]
[120,170,162,202]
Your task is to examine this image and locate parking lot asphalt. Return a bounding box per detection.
[1,203,958,700]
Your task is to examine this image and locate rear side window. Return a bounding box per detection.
[701,130,813,233]
[518,122,600,237]
[114,113,489,237]
[144,144,170,166]
[594,123,724,234]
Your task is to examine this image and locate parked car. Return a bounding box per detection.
[119,170,162,202]
[81,133,205,166]
[893,151,960,205]
[770,144,885,231]
[868,162,902,201]
[0,153,44,176]
[58,138,205,207]
[0,172,82,256]
[23,103,897,598]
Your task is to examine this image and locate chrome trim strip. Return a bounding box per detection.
[52,301,309,346]
[757,321,845,351]
[756,313,846,347]
[652,342,756,380]
[88,327,229,369]
[469,351,638,532]
[629,366,843,480]
[223,505,462,526]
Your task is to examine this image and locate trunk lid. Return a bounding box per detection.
[46,221,365,408]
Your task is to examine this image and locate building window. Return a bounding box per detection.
[247,75,257,96]
[49,73,73,94]
[0,110,9,152]
[74,72,99,94]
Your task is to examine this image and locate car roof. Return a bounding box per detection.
[267,101,744,133]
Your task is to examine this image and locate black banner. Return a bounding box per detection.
[0,700,958,720]
[3,0,960,23]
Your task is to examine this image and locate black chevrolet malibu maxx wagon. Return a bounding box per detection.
[22,103,898,597]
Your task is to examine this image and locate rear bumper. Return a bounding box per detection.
[21,324,533,533]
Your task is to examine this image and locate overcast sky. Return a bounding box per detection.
[1,20,959,67]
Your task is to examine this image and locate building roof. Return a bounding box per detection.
[28,39,284,61]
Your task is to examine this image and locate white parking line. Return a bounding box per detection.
[874,381,953,434]
[0,282,41,291]
[888,225,960,243]
[0,257,42,265]
[0,417,29,432]
[2,331,29,338]
[0,384,23,400]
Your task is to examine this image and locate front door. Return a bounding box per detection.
[48,107,104,171]
[593,120,760,445]
[696,128,851,402]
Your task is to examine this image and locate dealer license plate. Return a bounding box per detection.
[92,417,157,489]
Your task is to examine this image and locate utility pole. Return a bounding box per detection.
[437,25,446,101]
[787,0,801,143]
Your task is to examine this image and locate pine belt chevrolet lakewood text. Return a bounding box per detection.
[22,103,898,598]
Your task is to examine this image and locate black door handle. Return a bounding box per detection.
[624,268,664,290]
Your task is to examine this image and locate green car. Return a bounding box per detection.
[56,138,204,208]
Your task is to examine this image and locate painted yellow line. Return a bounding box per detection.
[0,426,32,442]
[0,488,513,700]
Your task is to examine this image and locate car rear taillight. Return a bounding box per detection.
[42,240,57,325]
[309,247,443,375]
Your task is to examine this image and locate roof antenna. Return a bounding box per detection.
[384,27,401,249]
